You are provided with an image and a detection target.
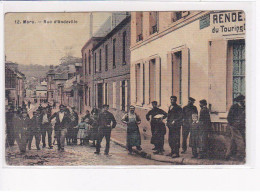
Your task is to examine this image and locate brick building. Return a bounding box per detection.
[130,11,245,135]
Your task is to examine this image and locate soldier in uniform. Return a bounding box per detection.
[225,94,245,160]
[146,101,167,154]
[94,104,117,155]
[14,109,31,153]
[198,99,211,159]
[40,108,53,149]
[50,104,71,151]
[166,96,183,158]
[181,97,198,154]
[28,110,41,150]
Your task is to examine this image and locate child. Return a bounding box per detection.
[189,114,199,158]
[77,118,89,145]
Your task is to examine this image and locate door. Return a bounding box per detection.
[97,83,103,109]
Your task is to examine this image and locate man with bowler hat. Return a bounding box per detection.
[166,96,183,158]
[225,94,245,160]
[182,97,198,153]
[95,104,117,155]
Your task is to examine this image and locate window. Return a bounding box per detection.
[89,87,91,107]
[121,80,126,111]
[172,11,190,22]
[85,87,88,106]
[105,45,108,71]
[122,31,126,64]
[136,12,143,42]
[149,59,156,103]
[94,52,97,73]
[136,63,143,104]
[105,83,108,105]
[149,12,158,35]
[232,41,245,100]
[88,50,91,74]
[85,53,87,75]
[113,39,116,68]
[112,82,116,108]
[172,51,182,105]
[99,49,102,72]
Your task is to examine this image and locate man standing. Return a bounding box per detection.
[69,107,79,145]
[182,97,198,154]
[40,108,53,149]
[50,104,71,151]
[6,105,15,146]
[225,94,245,160]
[146,101,167,154]
[14,109,31,154]
[198,99,211,159]
[166,96,183,158]
[95,104,117,155]
[28,110,41,150]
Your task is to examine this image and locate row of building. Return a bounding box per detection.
[46,11,246,134]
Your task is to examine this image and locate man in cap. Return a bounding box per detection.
[14,109,31,153]
[166,96,183,158]
[28,110,41,150]
[40,107,53,149]
[146,101,167,154]
[225,94,245,160]
[95,104,117,155]
[198,99,211,159]
[50,104,71,151]
[181,97,198,154]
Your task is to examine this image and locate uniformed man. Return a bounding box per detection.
[225,94,245,160]
[40,108,53,149]
[50,104,71,151]
[14,109,31,153]
[181,97,198,154]
[146,101,167,154]
[95,104,117,155]
[28,110,41,150]
[198,99,211,159]
[166,96,183,158]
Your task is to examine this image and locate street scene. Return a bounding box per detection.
[5,11,246,166]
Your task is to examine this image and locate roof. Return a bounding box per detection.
[93,16,131,51]
[81,37,103,53]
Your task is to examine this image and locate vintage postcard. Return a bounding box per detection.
[4,10,246,166]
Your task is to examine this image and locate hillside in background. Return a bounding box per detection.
[18,64,51,79]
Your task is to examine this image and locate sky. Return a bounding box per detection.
[5,12,111,66]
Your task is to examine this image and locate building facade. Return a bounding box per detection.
[130,11,245,133]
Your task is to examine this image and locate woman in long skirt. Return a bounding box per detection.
[77,118,90,145]
[89,108,99,147]
[122,105,142,154]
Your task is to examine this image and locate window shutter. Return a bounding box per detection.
[144,61,150,105]
[131,63,136,103]
[155,57,161,106]
[120,81,122,110]
[209,40,228,112]
[140,63,145,105]
[113,82,116,109]
[181,47,190,106]
[125,80,128,111]
[103,83,106,104]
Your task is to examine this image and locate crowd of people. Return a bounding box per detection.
[5,94,245,161]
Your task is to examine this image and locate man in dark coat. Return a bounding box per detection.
[69,107,79,145]
[225,94,245,160]
[167,96,183,158]
[28,110,41,150]
[146,101,167,154]
[40,108,53,149]
[14,109,31,153]
[50,104,71,151]
[198,99,211,159]
[6,106,15,146]
[95,104,117,155]
[182,97,198,153]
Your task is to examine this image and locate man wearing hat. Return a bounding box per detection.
[166,96,183,158]
[225,94,245,160]
[40,107,53,149]
[14,109,31,153]
[95,104,117,155]
[181,97,198,154]
[50,104,71,151]
[198,99,211,159]
[146,101,167,154]
[28,110,41,150]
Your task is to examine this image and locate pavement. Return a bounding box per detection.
[23,102,244,165]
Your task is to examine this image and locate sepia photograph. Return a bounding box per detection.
[4,10,246,166]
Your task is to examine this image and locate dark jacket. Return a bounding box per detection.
[227,103,245,129]
[98,111,117,129]
[30,115,41,132]
[199,106,211,131]
[183,104,198,124]
[50,111,71,131]
[167,104,183,128]
[146,107,167,124]
[70,111,79,127]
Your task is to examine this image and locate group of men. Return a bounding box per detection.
[146,94,245,160]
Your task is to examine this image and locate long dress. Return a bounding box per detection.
[77,122,90,139]
[89,114,99,141]
[122,113,141,147]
